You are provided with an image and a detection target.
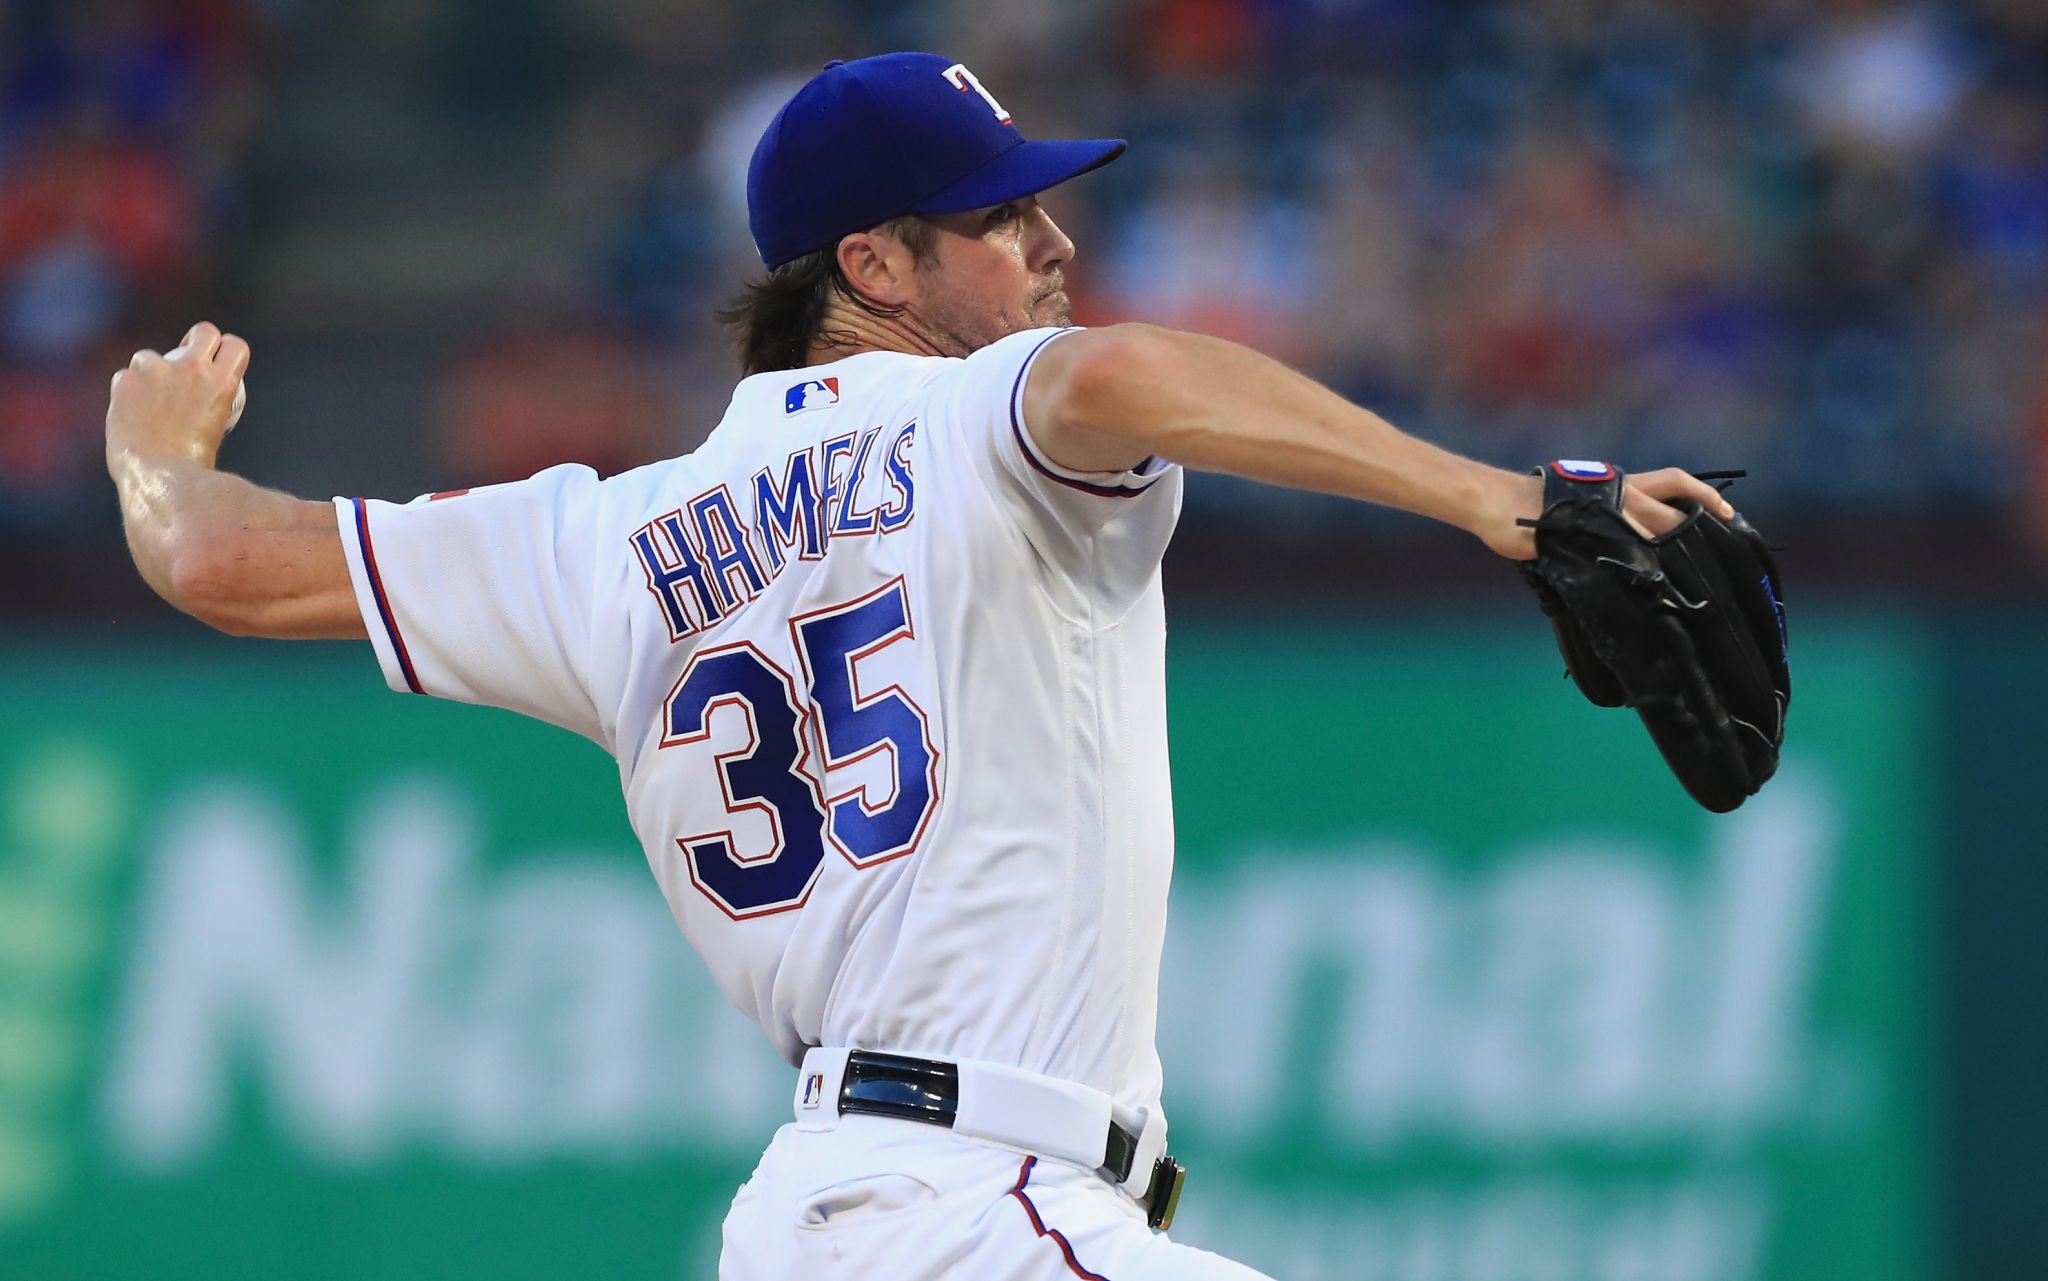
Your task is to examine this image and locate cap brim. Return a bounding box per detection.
[908,138,1127,215]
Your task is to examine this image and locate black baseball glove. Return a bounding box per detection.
[1517,460,1790,813]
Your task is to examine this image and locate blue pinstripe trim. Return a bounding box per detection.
[1008,332,1164,500]
[352,498,424,695]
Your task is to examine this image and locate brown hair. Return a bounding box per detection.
[721,216,940,377]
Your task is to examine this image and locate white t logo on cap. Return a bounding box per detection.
[943,63,1011,124]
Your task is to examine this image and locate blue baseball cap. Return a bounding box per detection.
[747,53,1126,269]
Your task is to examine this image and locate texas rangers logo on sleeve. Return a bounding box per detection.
[785,378,841,415]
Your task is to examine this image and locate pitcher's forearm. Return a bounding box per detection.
[112,449,237,607]
[1126,331,1517,529]
[109,448,357,636]
[1034,324,1527,539]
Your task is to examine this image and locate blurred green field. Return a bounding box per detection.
[2,612,2010,1281]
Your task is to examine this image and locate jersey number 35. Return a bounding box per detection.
[660,578,938,919]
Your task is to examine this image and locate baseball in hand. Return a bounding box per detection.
[164,343,248,434]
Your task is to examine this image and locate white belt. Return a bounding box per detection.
[792,1046,1169,1202]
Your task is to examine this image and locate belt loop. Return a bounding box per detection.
[950,1057,1115,1164]
[1114,1103,1167,1199]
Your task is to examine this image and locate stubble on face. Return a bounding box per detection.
[909,267,1070,356]
[902,204,1073,356]
[1031,271,1074,328]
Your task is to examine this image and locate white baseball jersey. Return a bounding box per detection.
[333,327,1184,1124]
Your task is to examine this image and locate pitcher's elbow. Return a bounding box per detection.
[168,539,263,636]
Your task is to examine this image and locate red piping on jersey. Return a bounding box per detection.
[1009,331,1163,500]
[1008,1156,1114,1281]
[351,498,425,695]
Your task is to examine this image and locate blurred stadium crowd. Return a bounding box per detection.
[5,0,2048,611]
[0,0,264,532]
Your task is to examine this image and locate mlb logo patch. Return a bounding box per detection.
[785,378,840,415]
[800,1073,825,1109]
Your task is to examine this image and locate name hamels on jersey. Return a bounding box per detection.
[627,405,918,642]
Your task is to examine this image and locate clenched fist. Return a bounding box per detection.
[106,322,251,469]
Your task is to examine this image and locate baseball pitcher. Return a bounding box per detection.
[104,53,1744,1281]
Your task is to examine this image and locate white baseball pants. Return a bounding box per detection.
[717,1114,1275,1281]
